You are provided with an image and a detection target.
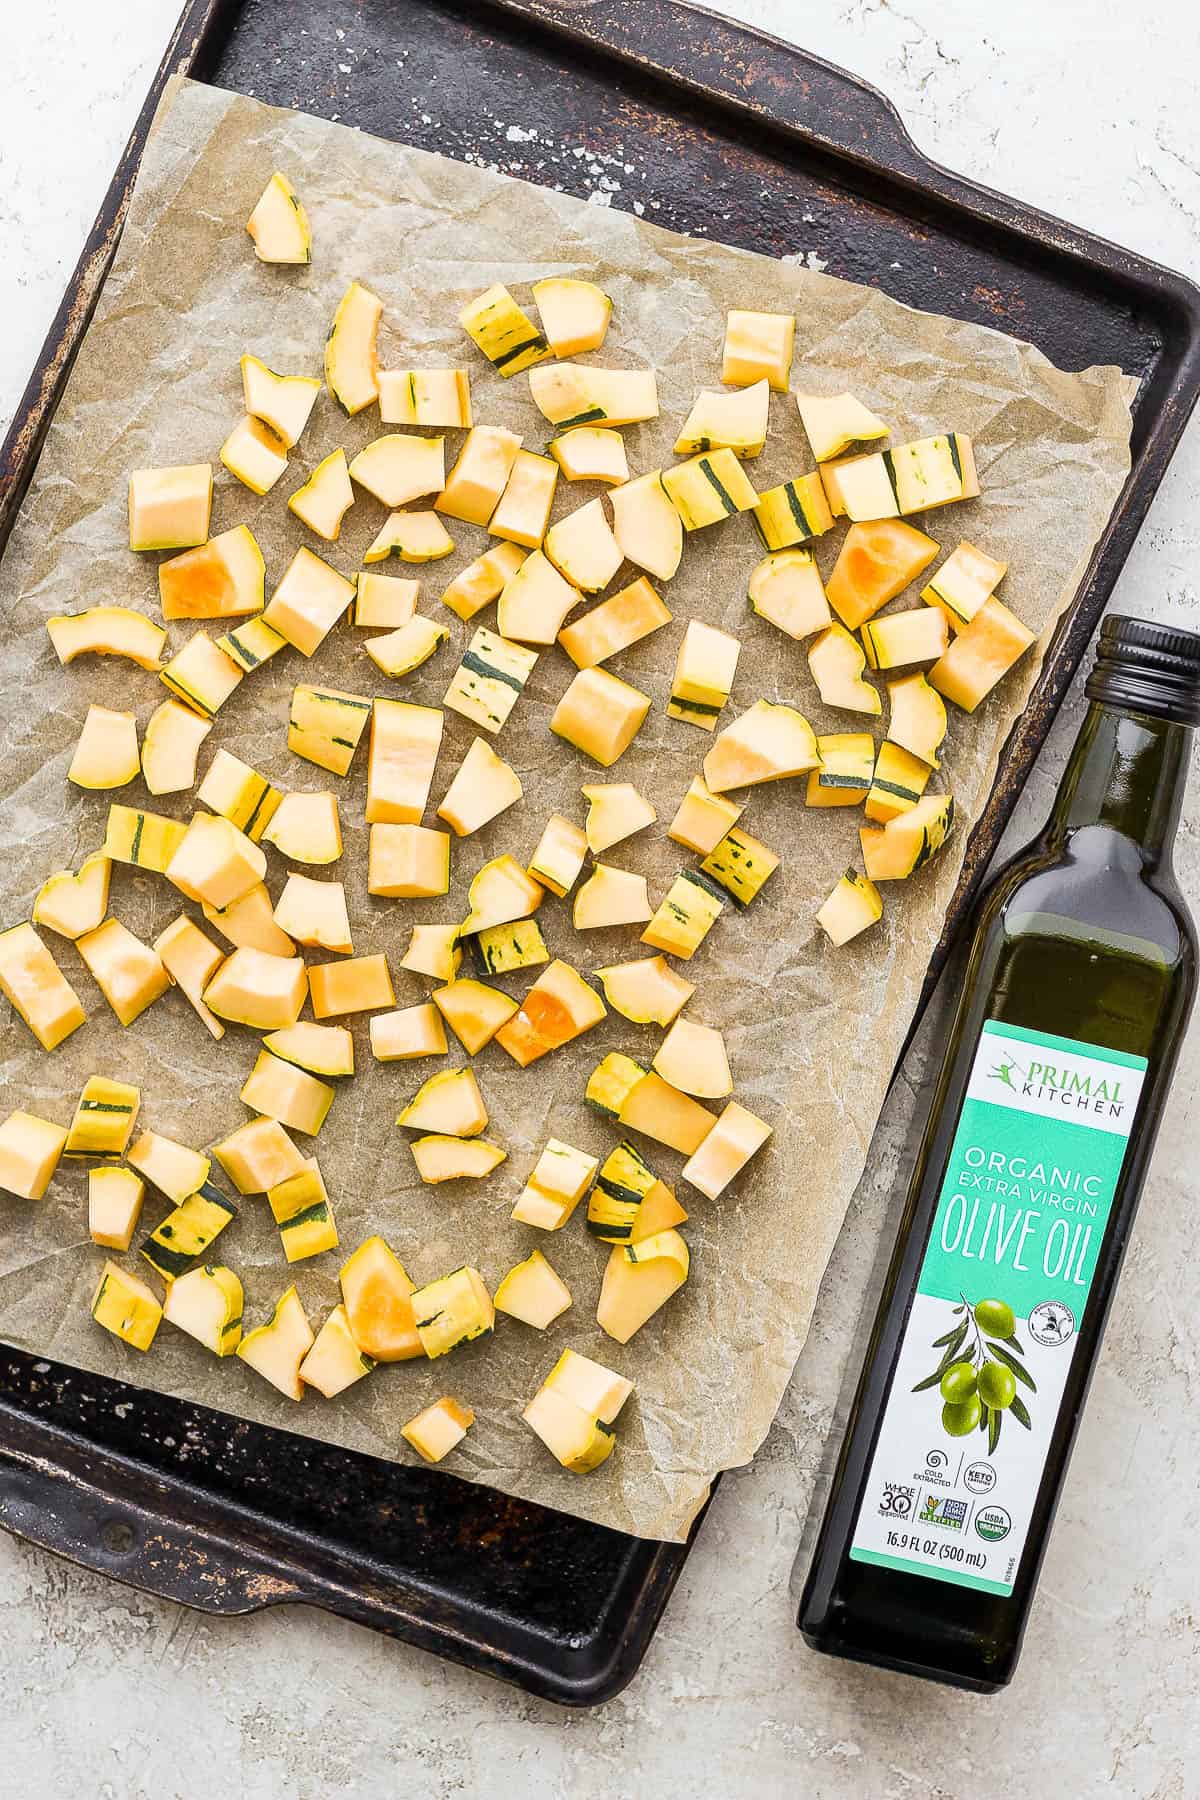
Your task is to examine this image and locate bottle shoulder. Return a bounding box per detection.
[979,828,1197,970]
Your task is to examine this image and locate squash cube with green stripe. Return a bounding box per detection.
[197,748,282,841]
[139,1178,238,1282]
[288,684,372,776]
[660,449,758,531]
[699,826,780,907]
[641,869,726,960]
[64,1076,140,1159]
[268,1159,339,1262]
[586,1141,659,1242]
[443,626,538,734]
[459,284,550,376]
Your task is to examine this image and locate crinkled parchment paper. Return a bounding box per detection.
[0,80,1134,1541]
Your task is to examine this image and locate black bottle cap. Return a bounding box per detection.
[1085,615,1200,726]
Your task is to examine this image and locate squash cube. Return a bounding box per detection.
[237,1286,314,1401]
[167,812,267,911]
[308,954,394,1018]
[203,946,308,1030]
[0,1109,68,1199]
[511,1139,599,1231]
[128,463,212,551]
[242,1050,334,1136]
[527,813,588,898]
[410,1266,495,1358]
[159,524,265,621]
[213,1117,305,1195]
[401,1397,475,1463]
[0,922,85,1049]
[272,874,353,954]
[67,706,139,790]
[551,666,651,767]
[33,851,111,942]
[495,960,606,1067]
[368,823,451,897]
[340,1237,422,1362]
[370,1003,448,1062]
[299,1304,375,1397]
[263,547,356,656]
[91,1261,162,1352]
[88,1166,146,1251]
[366,700,443,824]
[681,1100,772,1198]
[437,738,522,837]
[76,919,170,1026]
[494,1250,572,1329]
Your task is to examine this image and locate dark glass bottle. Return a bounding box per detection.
[799,616,1200,1692]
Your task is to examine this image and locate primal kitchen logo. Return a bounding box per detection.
[987,1052,1126,1119]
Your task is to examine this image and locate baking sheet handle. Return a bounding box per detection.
[0,1407,304,1615]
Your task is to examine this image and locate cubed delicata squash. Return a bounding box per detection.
[0,1109,68,1200]
[487,449,559,549]
[861,607,949,672]
[543,498,622,596]
[573,863,653,930]
[162,1263,244,1357]
[921,540,1008,629]
[436,425,523,526]
[197,748,282,842]
[928,597,1035,711]
[159,525,267,621]
[33,851,111,942]
[674,379,770,460]
[586,1140,658,1242]
[660,448,758,530]
[262,792,343,866]
[795,391,889,463]
[609,470,683,581]
[141,699,212,797]
[288,684,372,776]
[64,1076,140,1160]
[246,171,310,264]
[366,699,444,826]
[527,813,588,898]
[128,463,212,552]
[860,792,955,880]
[582,783,656,854]
[549,426,629,486]
[237,1286,314,1401]
[825,519,941,632]
[288,449,355,541]
[511,1139,599,1231]
[460,855,544,937]
[440,542,528,622]
[76,918,170,1027]
[597,1228,690,1344]
[497,547,582,644]
[217,616,288,675]
[126,1130,210,1204]
[368,823,451,898]
[220,414,289,496]
[203,884,294,958]
[324,281,382,415]
[680,1099,772,1199]
[531,277,613,357]
[558,576,671,670]
[212,1116,305,1195]
[411,1266,495,1358]
[700,826,780,907]
[593,956,694,1027]
[751,474,835,552]
[399,924,463,984]
[378,368,472,429]
[397,1066,489,1138]
[807,623,882,716]
[364,511,455,564]
[67,706,139,790]
[410,1134,507,1183]
[528,363,658,429]
[364,616,451,694]
[0,922,86,1050]
[432,978,518,1055]
[263,546,356,657]
[816,868,884,947]
[272,874,352,956]
[523,1388,616,1473]
[641,870,725,960]
[139,1179,237,1282]
[268,1159,339,1262]
[494,959,606,1066]
[436,738,522,837]
[91,1261,162,1352]
[864,741,933,824]
[354,572,418,631]
[263,1022,354,1079]
[472,918,550,976]
[46,606,166,670]
[241,354,320,448]
[703,699,821,791]
[748,548,831,640]
[443,627,538,735]
[308,954,395,1019]
[242,1049,335,1136]
[653,1018,732,1099]
[617,1070,717,1157]
[88,1166,146,1252]
[544,1348,633,1424]
[203,946,309,1031]
[166,812,267,911]
[369,1002,449,1063]
[158,632,244,719]
[667,620,741,730]
[401,1396,476,1463]
[340,1237,422,1362]
[585,1052,648,1121]
[551,666,651,768]
[349,434,446,510]
[494,1249,572,1329]
[721,309,795,392]
[459,283,550,376]
[806,733,876,808]
[666,776,743,855]
[299,1303,375,1397]
[887,671,948,768]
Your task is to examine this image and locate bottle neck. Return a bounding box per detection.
[1048,702,1190,866]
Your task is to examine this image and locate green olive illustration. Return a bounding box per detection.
[939,1360,979,1404]
[973,1298,1016,1337]
[978,1360,1017,1410]
[941,1397,983,1437]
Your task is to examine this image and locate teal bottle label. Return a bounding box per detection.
[848,1021,1147,1596]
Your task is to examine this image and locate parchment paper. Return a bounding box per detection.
[0,80,1134,1541]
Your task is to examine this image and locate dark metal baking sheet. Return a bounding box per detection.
[2,0,1199,1707]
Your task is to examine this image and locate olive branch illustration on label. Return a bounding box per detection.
[912,1295,1036,1453]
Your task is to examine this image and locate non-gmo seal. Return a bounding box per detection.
[1029,1301,1076,1346]
[974,1505,1012,1543]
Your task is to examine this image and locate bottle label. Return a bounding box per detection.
[848,1020,1146,1597]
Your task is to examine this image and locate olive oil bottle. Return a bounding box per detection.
[799,616,1200,1691]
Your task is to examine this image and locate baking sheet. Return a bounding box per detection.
[0,79,1133,1542]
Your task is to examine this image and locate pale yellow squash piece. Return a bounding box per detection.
[543,498,622,594]
[246,171,310,263]
[661,450,758,529]
[68,706,139,789]
[370,1003,448,1062]
[511,1140,598,1230]
[617,1070,716,1157]
[263,1022,354,1078]
[816,869,884,945]
[237,1286,314,1400]
[363,511,455,564]
[33,853,111,942]
[721,309,795,391]
[401,1397,475,1462]
[598,1230,689,1343]
[522,1388,615,1473]
[573,865,652,930]
[241,354,320,446]
[594,956,694,1027]
[220,415,289,495]
[609,471,683,581]
[666,775,743,854]
[549,426,629,485]
[527,813,588,898]
[354,572,419,630]
[263,546,356,656]
[440,542,528,622]
[153,915,227,1039]
[460,854,544,935]
[287,684,371,776]
[167,812,267,911]
[681,1099,772,1198]
[543,1347,632,1422]
[494,1250,572,1328]
[203,946,308,1030]
[272,874,353,954]
[494,959,606,1067]
[488,449,558,548]
[46,607,165,670]
[325,281,382,414]
[667,619,741,730]
[299,1304,375,1397]
[202,884,295,958]
[497,548,582,645]
[126,1129,210,1203]
[76,919,169,1026]
[459,284,549,376]
[795,391,889,462]
[703,699,820,791]
[582,782,656,853]
[366,699,443,824]
[410,1135,507,1183]
[674,379,769,459]
[64,1075,140,1160]
[551,667,651,767]
[399,924,462,983]
[364,615,449,678]
[378,368,471,429]
[437,737,522,836]
[262,792,343,864]
[0,1110,68,1200]
[887,671,947,768]
[88,1166,146,1250]
[213,1116,305,1194]
[861,608,949,672]
[159,633,244,719]
[531,277,613,356]
[528,364,658,428]
[288,449,355,540]
[157,528,263,622]
[558,577,671,670]
[268,1159,339,1262]
[128,463,211,551]
[653,1016,732,1098]
[91,1261,162,1352]
[436,425,523,525]
[141,700,212,796]
[308,954,394,1018]
[432,979,518,1055]
[410,1266,494,1358]
[368,822,451,898]
[241,1050,335,1136]
[397,1066,488,1138]
[197,748,281,842]
[349,434,445,508]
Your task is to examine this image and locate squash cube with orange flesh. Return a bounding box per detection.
[495,960,606,1067]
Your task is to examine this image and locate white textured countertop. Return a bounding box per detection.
[3,4,1199,1795]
